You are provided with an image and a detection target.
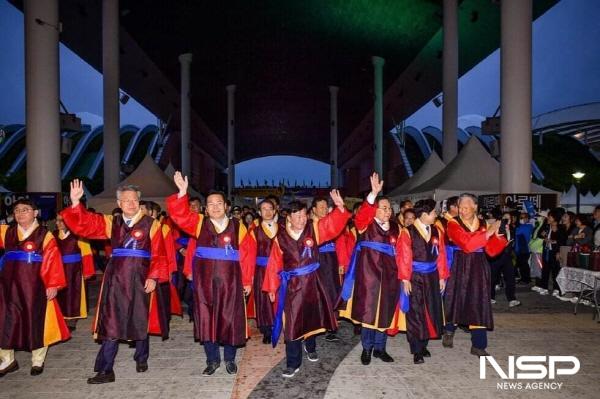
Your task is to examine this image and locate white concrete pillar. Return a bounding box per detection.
[372,56,385,176]
[179,53,193,178]
[24,0,61,192]
[102,0,120,189]
[500,0,532,193]
[329,85,339,188]
[442,0,458,163]
[226,84,236,199]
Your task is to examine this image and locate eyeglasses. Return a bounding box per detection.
[119,199,139,204]
[14,208,33,214]
[377,207,392,212]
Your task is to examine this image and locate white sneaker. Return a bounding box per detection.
[531,286,542,292]
[495,285,501,291]
[508,300,521,307]
[557,295,572,302]
[491,299,497,304]
[539,289,549,295]
[552,290,560,297]
[570,297,580,304]
[281,367,300,378]
[581,300,591,306]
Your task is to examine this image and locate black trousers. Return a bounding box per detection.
[490,251,516,301]
[540,250,561,294]
[408,338,429,354]
[94,337,149,373]
[515,253,531,283]
[285,336,316,369]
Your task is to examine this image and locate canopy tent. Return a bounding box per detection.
[559,185,598,212]
[89,155,201,213]
[388,151,445,200]
[404,137,559,201]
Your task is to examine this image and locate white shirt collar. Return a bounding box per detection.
[210,216,229,233]
[18,219,39,240]
[374,216,390,231]
[123,210,142,226]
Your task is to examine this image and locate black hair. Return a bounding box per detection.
[574,214,589,226]
[402,208,416,217]
[311,196,329,209]
[259,199,275,210]
[413,199,437,218]
[288,200,307,214]
[12,198,38,211]
[446,196,459,209]
[207,190,227,203]
[265,194,280,206]
[399,199,412,208]
[150,201,161,214]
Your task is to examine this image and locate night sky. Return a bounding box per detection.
[1,0,599,186]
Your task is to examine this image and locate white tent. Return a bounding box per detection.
[405,136,559,201]
[0,185,10,193]
[388,152,445,200]
[89,155,196,213]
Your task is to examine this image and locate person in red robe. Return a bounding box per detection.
[54,214,95,330]
[0,199,70,378]
[263,190,350,378]
[397,199,448,364]
[166,171,257,376]
[248,199,278,344]
[339,173,402,366]
[442,193,506,357]
[311,196,348,342]
[61,180,169,384]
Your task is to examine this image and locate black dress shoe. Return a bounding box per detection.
[136,361,148,372]
[262,335,272,345]
[373,350,394,363]
[360,349,372,365]
[225,361,238,374]
[30,364,44,376]
[470,347,490,357]
[413,353,425,364]
[0,360,19,377]
[420,348,431,358]
[202,362,220,376]
[325,332,340,342]
[87,371,116,384]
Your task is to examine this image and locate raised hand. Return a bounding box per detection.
[174,171,189,198]
[70,179,85,207]
[369,172,384,197]
[329,189,345,211]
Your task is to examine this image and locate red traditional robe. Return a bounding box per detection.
[166,194,257,346]
[444,217,507,330]
[0,223,70,350]
[160,223,183,316]
[54,231,95,319]
[60,204,169,340]
[263,208,350,342]
[339,201,404,331]
[247,219,276,328]
[396,223,448,341]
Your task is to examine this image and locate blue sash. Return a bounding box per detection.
[318,242,336,253]
[194,246,240,262]
[340,241,395,301]
[445,244,459,272]
[176,237,190,247]
[111,248,151,259]
[400,261,438,313]
[0,250,43,271]
[271,262,320,347]
[62,253,82,264]
[256,256,269,267]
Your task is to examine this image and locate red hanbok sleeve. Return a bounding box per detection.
[354,201,377,232]
[148,220,169,282]
[239,224,257,287]
[165,194,203,237]
[77,239,96,278]
[162,224,178,274]
[486,234,508,257]
[183,237,196,279]
[263,239,283,293]
[334,229,351,272]
[317,208,351,245]
[435,227,449,280]
[41,233,66,289]
[446,220,488,253]
[60,204,111,240]
[398,229,413,281]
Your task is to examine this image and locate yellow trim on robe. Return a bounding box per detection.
[149,219,161,240]
[43,301,62,346]
[77,239,93,256]
[0,224,8,244]
[312,220,320,244]
[161,223,171,238]
[260,221,277,239]
[195,214,205,238]
[63,276,88,320]
[103,215,113,238]
[339,284,402,332]
[238,222,248,243]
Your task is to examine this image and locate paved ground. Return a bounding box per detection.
[1,283,598,399]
